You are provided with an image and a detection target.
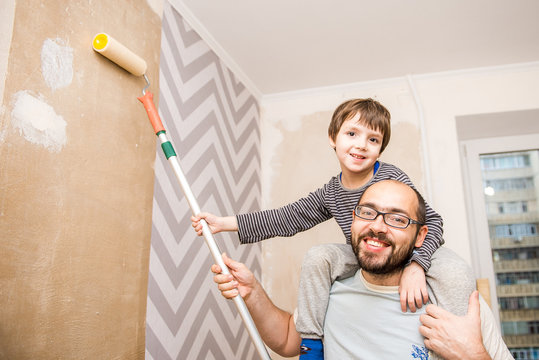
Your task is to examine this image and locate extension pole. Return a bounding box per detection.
[138,91,272,360]
[93,33,271,360]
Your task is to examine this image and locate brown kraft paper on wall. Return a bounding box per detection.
[0,1,162,358]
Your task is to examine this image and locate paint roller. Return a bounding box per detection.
[92,33,272,360]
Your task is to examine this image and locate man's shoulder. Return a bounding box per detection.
[430,247,470,266]
[427,247,474,289]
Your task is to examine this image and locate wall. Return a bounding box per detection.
[258,63,539,358]
[0,1,161,358]
[145,2,263,359]
[0,0,15,105]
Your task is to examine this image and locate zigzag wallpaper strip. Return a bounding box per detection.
[146,2,262,359]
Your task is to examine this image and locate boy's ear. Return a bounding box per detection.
[328,135,336,149]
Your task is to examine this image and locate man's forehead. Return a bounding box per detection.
[360,181,417,213]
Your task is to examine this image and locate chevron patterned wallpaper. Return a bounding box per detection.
[145,2,263,359]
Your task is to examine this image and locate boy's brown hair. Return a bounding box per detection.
[328,98,391,153]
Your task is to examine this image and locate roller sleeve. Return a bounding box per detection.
[92,33,147,76]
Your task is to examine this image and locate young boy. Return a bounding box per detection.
[191,98,475,358]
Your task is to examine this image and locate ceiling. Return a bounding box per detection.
[178,0,539,96]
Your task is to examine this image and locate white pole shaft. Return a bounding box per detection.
[157,133,272,360]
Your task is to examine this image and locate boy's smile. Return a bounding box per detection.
[329,113,383,189]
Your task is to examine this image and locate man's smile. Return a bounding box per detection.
[363,237,391,252]
[366,239,388,247]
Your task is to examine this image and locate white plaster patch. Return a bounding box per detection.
[276,116,303,132]
[11,90,67,152]
[41,38,73,91]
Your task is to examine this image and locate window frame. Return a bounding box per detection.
[460,133,539,327]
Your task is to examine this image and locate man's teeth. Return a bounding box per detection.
[351,154,365,159]
[366,239,386,247]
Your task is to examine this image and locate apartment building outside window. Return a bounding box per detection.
[480,150,539,359]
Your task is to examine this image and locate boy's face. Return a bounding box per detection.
[329,113,383,180]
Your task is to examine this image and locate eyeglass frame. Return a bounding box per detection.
[353,205,424,229]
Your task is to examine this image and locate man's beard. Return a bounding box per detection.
[352,230,416,275]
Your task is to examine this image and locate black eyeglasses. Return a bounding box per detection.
[354,205,424,229]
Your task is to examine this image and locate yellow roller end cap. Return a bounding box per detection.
[93,33,109,51]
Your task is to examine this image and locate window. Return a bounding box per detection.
[499,296,539,310]
[481,154,531,170]
[495,223,538,238]
[485,177,534,192]
[493,247,538,261]
[502,321,539,335]
[496,272,539,285]
[496,201,529,214]
[459,119,539,355]
[511,347,539,360]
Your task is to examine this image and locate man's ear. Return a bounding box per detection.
[414,225,428,248]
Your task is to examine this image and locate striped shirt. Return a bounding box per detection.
[236,162,444,270]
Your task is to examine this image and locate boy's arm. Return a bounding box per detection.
[398,199,443,310]
[395,171,444,271]
[192,182,334,244]
[409,198,444,271]
[395,169,444,311]
[212,254,302,357]
[191,213,238,235]
[236,186,333,244]
[399,261,429,312]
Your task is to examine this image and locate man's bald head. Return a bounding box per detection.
[360,180,426,225]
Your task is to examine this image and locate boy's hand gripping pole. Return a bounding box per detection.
[138,91,272,360]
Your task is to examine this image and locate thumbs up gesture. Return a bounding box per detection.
[419,291,491,360]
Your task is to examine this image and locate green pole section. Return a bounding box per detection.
[161,141,177,159]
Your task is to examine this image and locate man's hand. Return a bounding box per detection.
[419,291,491,360]
[211,253,257,299]
[211,253,302,357]
[399,261,429,312]
[191,213,238,236]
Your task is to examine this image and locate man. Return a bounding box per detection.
[212,180,511,359]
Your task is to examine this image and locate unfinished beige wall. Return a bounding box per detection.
[0,1,161,358]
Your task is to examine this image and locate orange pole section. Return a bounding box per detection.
[137,91,165,134]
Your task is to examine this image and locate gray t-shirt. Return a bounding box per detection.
[323,270,431,359]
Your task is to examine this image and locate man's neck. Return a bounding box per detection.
[361,269,403,286]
